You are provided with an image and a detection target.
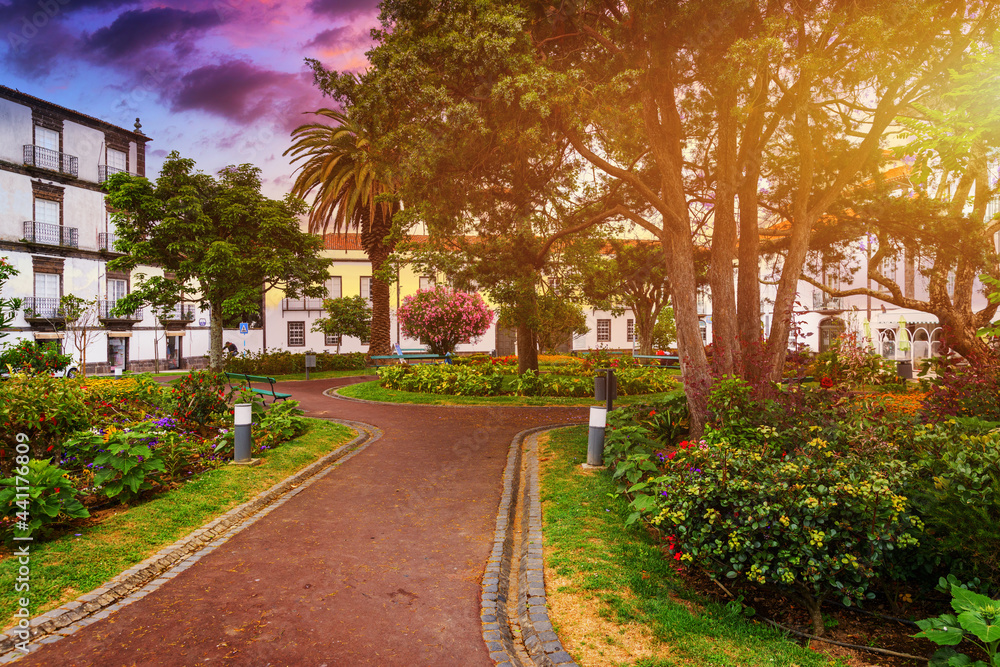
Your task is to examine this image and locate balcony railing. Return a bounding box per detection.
[23,221,78,248]
[23,144,78,178]
[98,165,135,183]
[812,291,842,310]
[98,300,143,321]
[22,297,68,321]
[160,304,195,322]
[98,232,119,252]
[282,297,327,311]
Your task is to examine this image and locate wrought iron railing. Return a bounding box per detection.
[160,304,195,321]
[23,221,78,248]
[22,297,67,320]
[23,144,78,177]
[98,232,118,252]
[282,297,326,311]
[98,300,143,321]
[812,291,842,310]
[98,165,133,183]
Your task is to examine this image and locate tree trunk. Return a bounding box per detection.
[209,302,224,370]
[635,304,659,356]
[736,155,763,381]
[663,229,710,435]
[368,243,393,356]
[517,286,539,374]
[709,87,740,375]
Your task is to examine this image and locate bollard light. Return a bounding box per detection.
[234,403,252,463]
[587,406,607,466]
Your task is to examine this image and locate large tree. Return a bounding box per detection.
[308,0,998,429]
[104,153,332,369]
[285,108,399,355]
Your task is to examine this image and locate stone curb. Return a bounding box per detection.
[0,418,380,661]
[482,425,582,667]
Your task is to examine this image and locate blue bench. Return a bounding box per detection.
[632,354,681,369]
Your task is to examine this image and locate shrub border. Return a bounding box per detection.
[0,419,380,660]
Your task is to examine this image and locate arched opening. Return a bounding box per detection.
[818,317,846,353]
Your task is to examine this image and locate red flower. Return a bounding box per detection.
[673,552,682,561]
[54,488,60,493]
[648,410,656,417]
[820,376,834,388]
[667,452,676,460]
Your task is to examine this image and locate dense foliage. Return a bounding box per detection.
[0,372,313,542]
[0,340,73,375]
[225,349,367,375]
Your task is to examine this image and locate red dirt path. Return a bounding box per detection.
[21,377,586,666]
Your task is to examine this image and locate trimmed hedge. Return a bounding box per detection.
[225,349,367,375]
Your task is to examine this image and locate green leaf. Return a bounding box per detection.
[957,611,1000,643]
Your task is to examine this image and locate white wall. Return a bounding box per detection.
[0,97,31,164]
[63,120,105,184]
[0,171,32,241]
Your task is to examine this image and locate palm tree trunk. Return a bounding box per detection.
[368,244,393,355]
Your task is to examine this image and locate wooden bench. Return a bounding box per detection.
[224,372,292,403]
[370,353,447,368]
[632,354,681,369]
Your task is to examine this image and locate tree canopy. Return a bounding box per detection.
[104,152,332,369]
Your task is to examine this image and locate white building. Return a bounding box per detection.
[0,86,252,373]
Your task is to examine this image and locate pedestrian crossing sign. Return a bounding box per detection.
[239,322,249,335]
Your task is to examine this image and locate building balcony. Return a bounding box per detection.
[23,221,78,249]
[23,144,78,178]
[22,297,69,328]
[812,291,842,311]
[98,300,143,323]
[98,232,119,253]
[159,304,195,328]
[98,165,135,183]
[282,297,327,311]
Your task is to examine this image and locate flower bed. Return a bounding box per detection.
[0,370,310,543]
[376,361,679,397]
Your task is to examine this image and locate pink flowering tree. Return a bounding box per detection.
[398,286,494,355]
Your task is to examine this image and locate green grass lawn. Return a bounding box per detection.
[336,379,681,407]
[538,426,844,666]
[0,419,354,628]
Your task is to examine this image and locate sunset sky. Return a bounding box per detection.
[1,0,381,197]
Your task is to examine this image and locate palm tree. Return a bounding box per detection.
[285,108,400,355]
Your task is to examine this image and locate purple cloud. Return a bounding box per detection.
[83,8,223,63]
[305,26,372,50]
[307,0,379,18]
[170,59,299,123]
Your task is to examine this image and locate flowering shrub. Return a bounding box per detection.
[0,459,89,542]
[921,357,1000,421]
[623,434,921,635]
[812,331,900,387]
[0,374,91,473]
[397,287,494,355]
[0,339,73,375]
[170,369,230,428]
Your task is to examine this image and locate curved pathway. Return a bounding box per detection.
[17,376,586,666]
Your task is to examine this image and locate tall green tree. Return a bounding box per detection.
[104,153,332,369]
[285,108,399,356]
[311,295,372,355]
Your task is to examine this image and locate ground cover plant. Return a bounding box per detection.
[538,426,845,666]
[0,369,311,544]
[375,355,679,398]
[597,334,1000,663]
[0,420,354,627]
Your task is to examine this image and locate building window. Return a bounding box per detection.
[34,272,60,299]
[419,276,435,291]
[596,319,611,342]
[819,317,846,353]
[288,321,305,347]
[35,126,59,151]
[700,319,708,343]
[626,319,635,343]
[326,276,342,299]
[107,148,126,172]
[360,276,372,304]
[325,332,341,346]
[35,198,59,225]
[107,278,127,302]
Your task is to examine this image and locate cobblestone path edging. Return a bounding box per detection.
[482,426,580,667]
[0,419,379,662]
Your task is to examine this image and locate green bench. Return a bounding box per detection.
[632,354,681,369]
[224,372,291,403]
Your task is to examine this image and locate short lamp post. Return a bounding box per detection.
[585,368,617,468]
[232,403,257,465]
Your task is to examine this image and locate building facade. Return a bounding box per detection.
[0,86,246,373]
